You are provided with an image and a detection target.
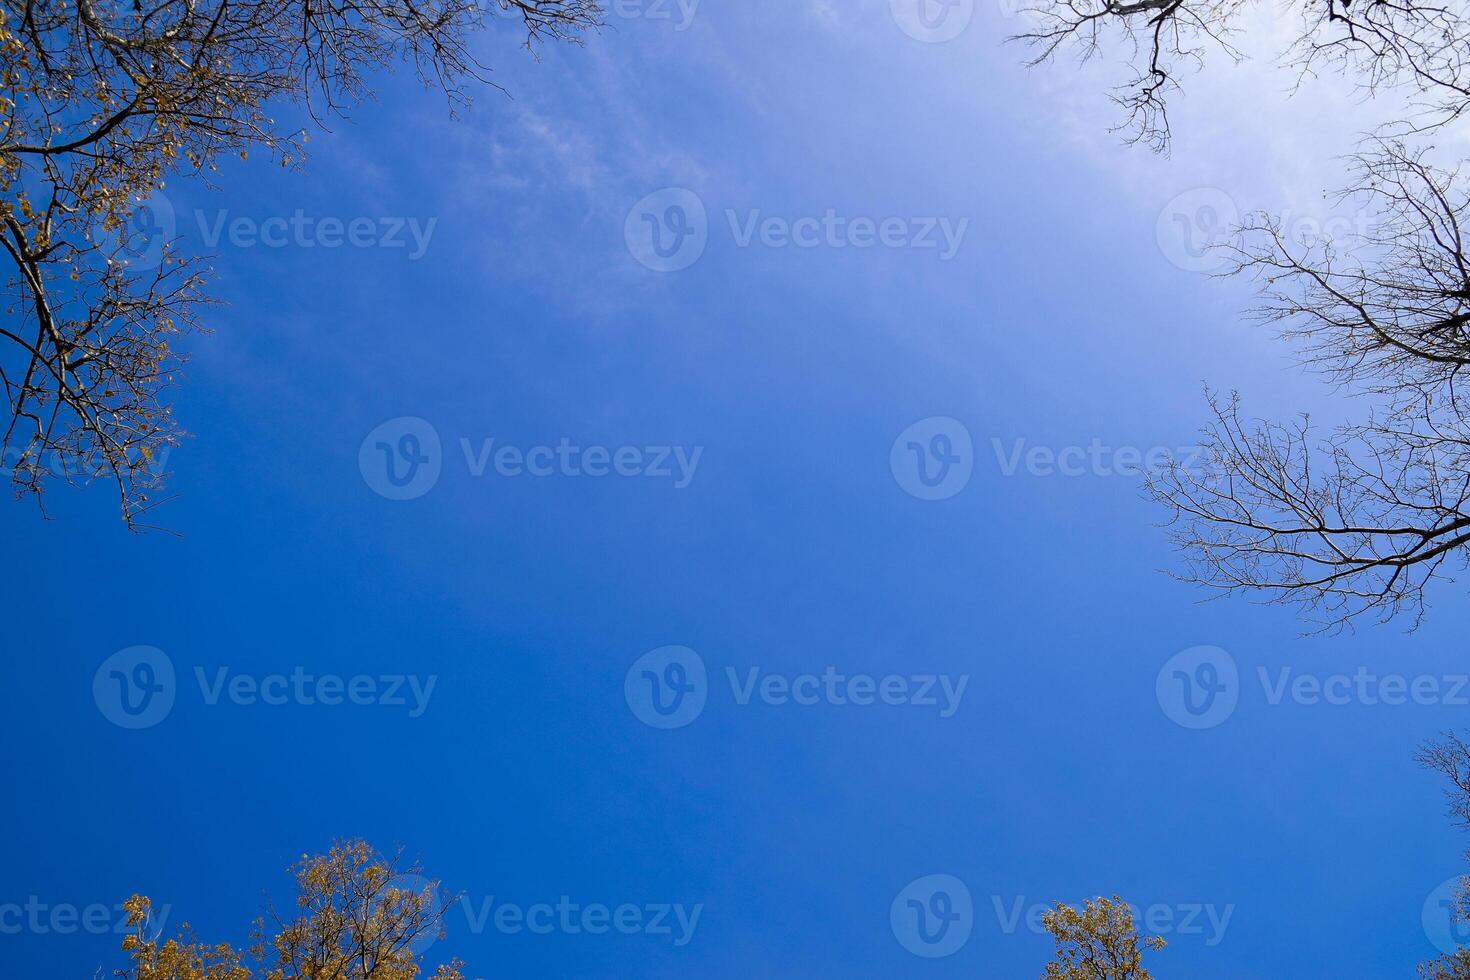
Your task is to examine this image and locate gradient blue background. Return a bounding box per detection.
[3,1,1467,976]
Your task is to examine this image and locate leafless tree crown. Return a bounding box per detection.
[1148,142,1470,631]
[1016,0,1470,151]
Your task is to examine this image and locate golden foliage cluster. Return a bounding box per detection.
[115,840,464,980]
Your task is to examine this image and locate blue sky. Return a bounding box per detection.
[5,1,1470,977]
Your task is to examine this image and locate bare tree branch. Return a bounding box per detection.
[1015,0,1470,151]
[1147,143,1470,630]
